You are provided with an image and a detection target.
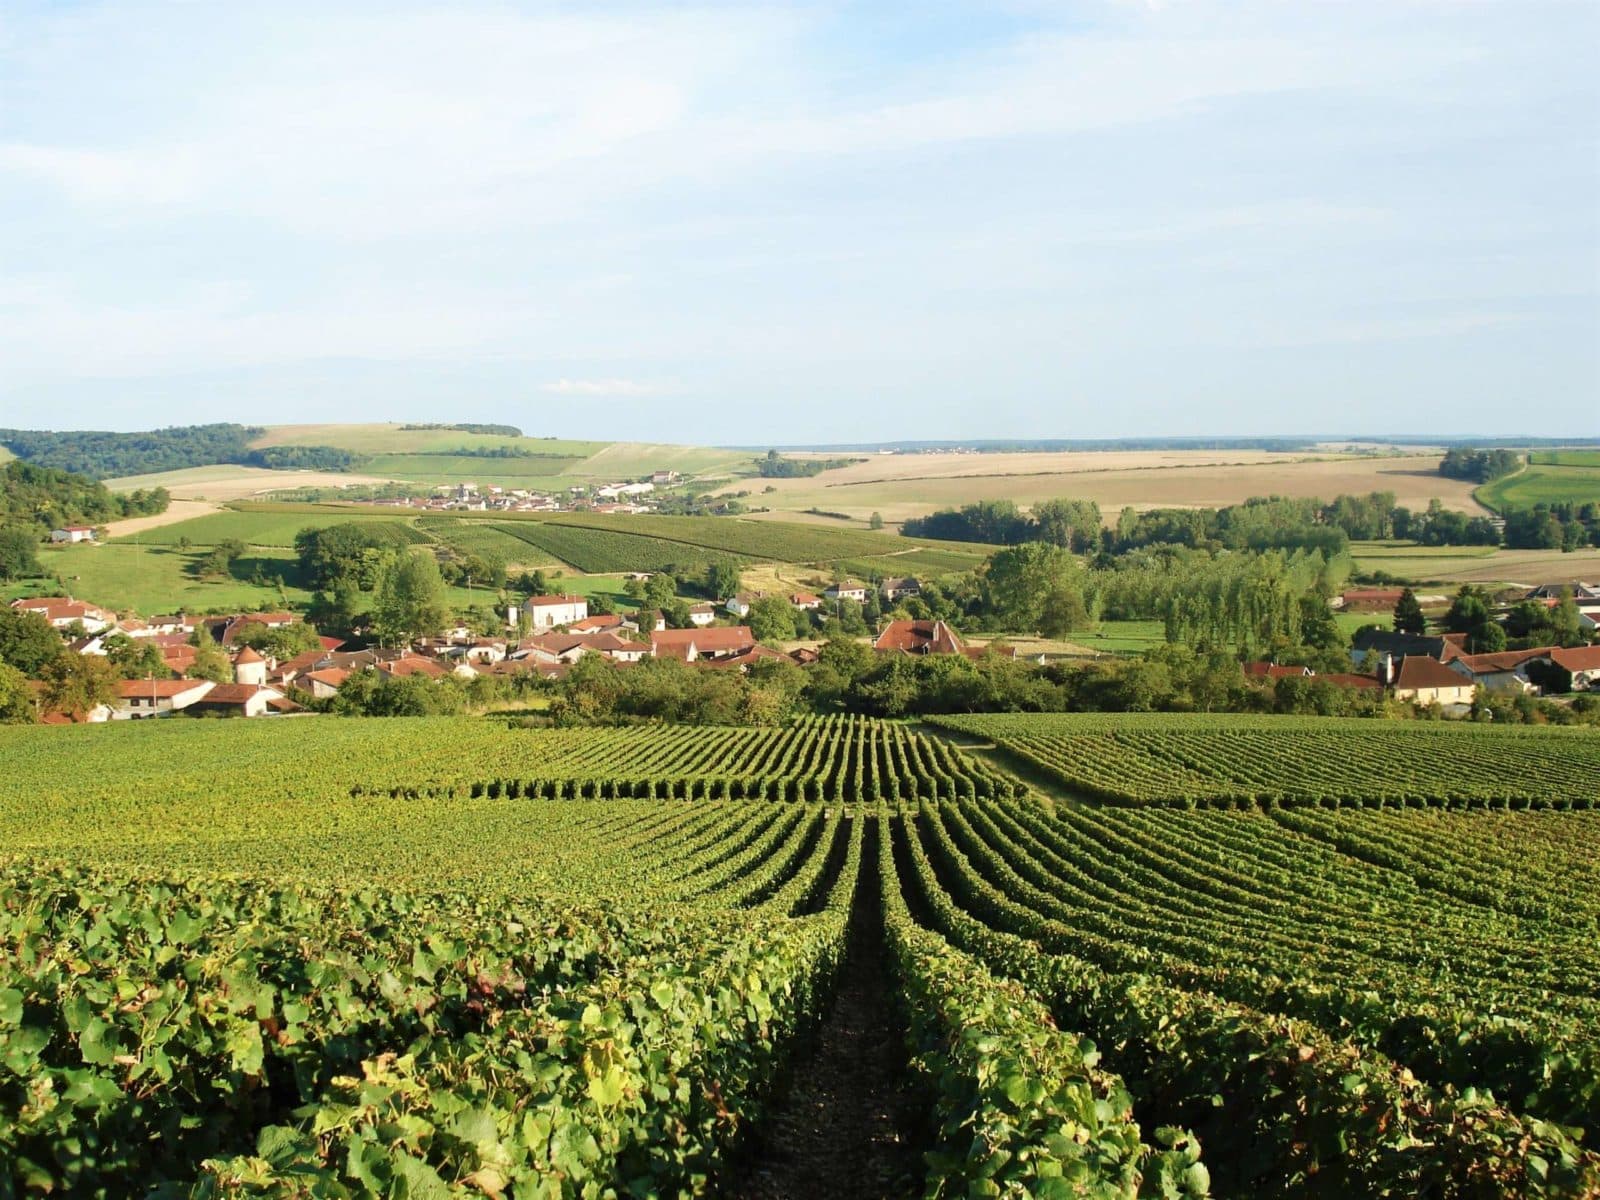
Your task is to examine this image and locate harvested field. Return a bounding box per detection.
[729,452,1488,524]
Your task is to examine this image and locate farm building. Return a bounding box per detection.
[521,594,588,630]
[1389,655,1476,708]
[49,526,97,544]
[651,627,757,663]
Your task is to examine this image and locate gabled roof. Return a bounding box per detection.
[1395,655,1472,692]
[569,614,624,633]
[116,678,210,699]
[376,656,448,679]
[1319,672,1384,690]
[302,667,351,688]
[789,592,822,605]
[1352,628,1448,661]
[1242,661,1312,679]
[651,627,756,658]
[195,683,277,704]
[1453,647,1552,675]
[1550,644,1600,672]
[874,619,966,656]
[525,593,585,607]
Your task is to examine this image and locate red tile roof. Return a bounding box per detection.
[302,668,351,688]
[1242,662,1312,679]
[233,646,264,664]
[195,683,273,704]
[116,678,209,699]
[569,614,624,633]
[1550,645,1600,672]
[650,627,756,658]
[874,619,966,656]
[526,593,585,607]
[1453,648,1552,675]
[1395,655,1472,692]
[1319,672,1383,690]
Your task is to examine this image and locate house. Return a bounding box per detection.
[699,645,793,671]
[881,577,921,602]
[49,526,96,544]
[522,594,588,630]
[725,593,756,618]
[687,602,717,627]
[789,592,823,611]
[874,619,967,656]
[789,646,821,665]
[1448,648,1550,694]
[569,613,632,636]
[651,627,757,663]
[188,683,285,718]
[1242,662,1314,680]
[146,614,195,636]
[1524,582,1600,603]
[650,470,680,486]
[9,597,115,634]
[1350,628,1454,670]
[1390,655,1477,707]
[515,632,652,665]
[114,677,215,719]
[300,667,351,699]
[375,655,455,681]
[823,580,869,603]
[1548,645,1600,692]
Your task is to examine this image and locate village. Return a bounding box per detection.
[8,576,1599,725]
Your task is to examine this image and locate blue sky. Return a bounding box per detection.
[1,0,1595,443]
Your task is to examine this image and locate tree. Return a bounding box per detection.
[706,557,742,600]
[188,625,233,684]
[1033,498,1102,553]
[644,572,678,610]
[0,607,63,674]
[1038,583,1091,638]
[1444,586,1490,634]
[39,652,118,715]
[0,526,42,581]
[0,661,32,723]
[198,538,247,579]
[1466,621,1507,653]
[103,633,171,679]
[232,619,322,661]
[868,512,884,531]
[373,552,449,645]
[748,595,798,643]
[1392,587,1426,636]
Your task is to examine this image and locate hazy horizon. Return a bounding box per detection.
[3,1,1596,443]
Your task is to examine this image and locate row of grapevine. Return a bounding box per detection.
[887,802,1600,1197]
[932,713,1600,807]
[0,799,859,1196]
[904,794,1600,1137]
[872,811,1210,1199]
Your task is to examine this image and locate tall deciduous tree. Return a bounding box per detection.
[373,552,449,646]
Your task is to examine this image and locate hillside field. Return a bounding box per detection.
[1,714,1596,1196]
[730,450,1490,525]
[1477,460,1600,512]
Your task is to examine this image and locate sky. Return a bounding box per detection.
[0,0,1596,444]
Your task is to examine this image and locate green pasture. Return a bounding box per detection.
[1478,464,1600,512]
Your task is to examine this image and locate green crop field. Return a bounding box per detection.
[1478,463,1600,511]
[5,542,500,617]
[1532,449,1600,468]
[1,713,1596,1197]
[114,508,427,548]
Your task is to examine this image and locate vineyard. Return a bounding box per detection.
[2,716,1598,1197]
[933,712,1600,807]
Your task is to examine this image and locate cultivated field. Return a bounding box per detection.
[733,451,1490,525]
[104,465,393,501]
[1478,460,1600,511]
[1351,543,1600,587]
[1,715,1596,1197]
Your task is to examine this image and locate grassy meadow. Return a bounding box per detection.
[1477,462,1600,512]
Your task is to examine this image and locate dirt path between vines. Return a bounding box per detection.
[724,858,923,1199]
